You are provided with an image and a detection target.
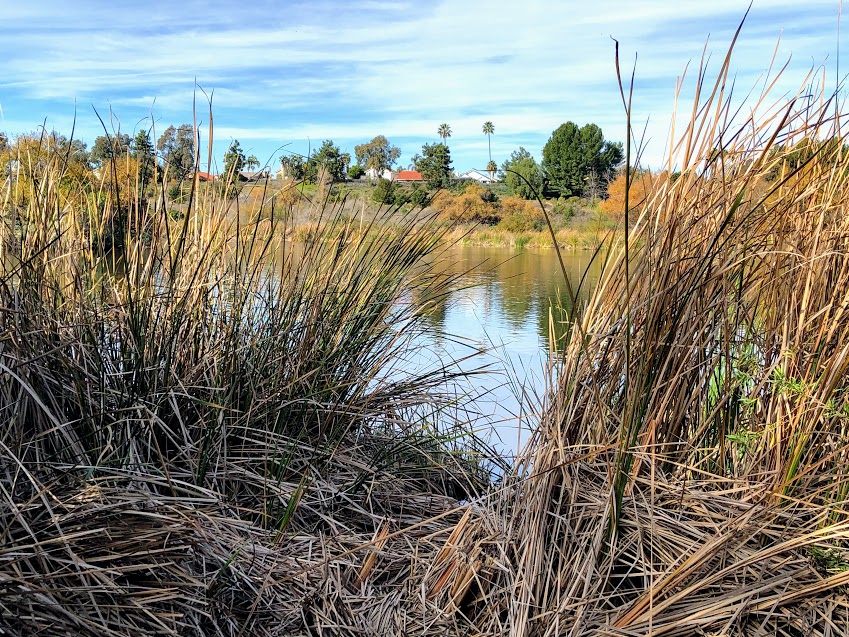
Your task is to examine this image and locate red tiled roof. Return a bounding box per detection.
[395,170,423,181]
[196,171,217,181]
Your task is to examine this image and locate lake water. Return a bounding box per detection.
[413,246,604,457]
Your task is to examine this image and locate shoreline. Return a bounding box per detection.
[223,179,625,251]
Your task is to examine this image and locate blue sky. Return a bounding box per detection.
[0,0,844,174]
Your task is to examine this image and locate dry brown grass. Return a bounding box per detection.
[0,125,498,635]
[5,24,849,636]
[477,25,849,637]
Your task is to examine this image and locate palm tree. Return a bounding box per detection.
[482,121,494,165]
[245,155,260,171]
[486,160,498,182]
[437,123,452,143]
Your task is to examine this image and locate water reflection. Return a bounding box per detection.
[419,246,603,456]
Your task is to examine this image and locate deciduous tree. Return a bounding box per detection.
[52,135,91,189]
[91,133,131,166]
[156,124,195,182]
[7,131,106,229]
[354,135,401,173]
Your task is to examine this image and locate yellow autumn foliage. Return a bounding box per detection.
[101,155,142,211]
[599,170,665,218]
[498,196,545,232]
[432,183,497,222]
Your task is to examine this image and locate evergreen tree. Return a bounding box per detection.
[542,122,622,197]
[221,140,247,198]
[482,121,494,165]
[415,142,452,189]
[501,147,543,200]
[305,140,350,184]
[131,130,156,195]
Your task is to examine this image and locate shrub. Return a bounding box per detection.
[433,183,499,223]
[599,169,662,217]
[498,196,545,232]
[167,182,183,202]
[409,184,430,207]
[372,177,399,205]
[275,178,303,210]
[479,187,499,203]
[327,184,349,203]
[550,196,583,222]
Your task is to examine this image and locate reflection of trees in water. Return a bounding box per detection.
[268,243,600,352]
[425,247,603,350]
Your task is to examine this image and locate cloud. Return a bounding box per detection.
[1,0,844,170]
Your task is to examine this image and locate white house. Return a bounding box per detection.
[364,167,396,181]
[457,169,497,184]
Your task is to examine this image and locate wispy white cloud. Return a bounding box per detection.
[0,0,844,170]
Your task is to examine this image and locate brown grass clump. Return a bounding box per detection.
[481,24,849,636]
[0,124,498,635]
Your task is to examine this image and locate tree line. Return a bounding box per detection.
[1,118,624,204]
[273,120,623,200]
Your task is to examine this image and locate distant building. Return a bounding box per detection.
[457,169,497,184]
[239,169,270,182]
[395,169,424,182]
[364,167,396,181]
[194,171,217,182]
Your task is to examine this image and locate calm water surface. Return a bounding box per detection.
[414,246,603,456]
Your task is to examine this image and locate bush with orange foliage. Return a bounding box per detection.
[432,183,498,223]
[599,169,665,218]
